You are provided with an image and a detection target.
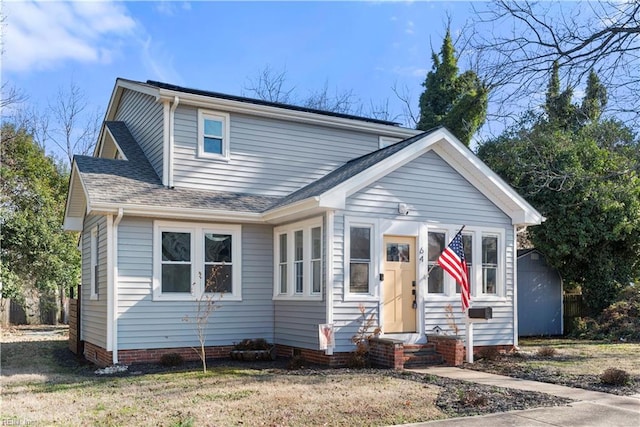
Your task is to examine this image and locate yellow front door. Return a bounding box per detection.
[382,235,417,333]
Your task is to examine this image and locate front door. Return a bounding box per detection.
[382,235,417,333]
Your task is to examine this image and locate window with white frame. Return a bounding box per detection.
[198,110,230,160]
[154,222,241,301]
[90,226,99,300]
[426,227,504,298]
[349,226,372,295]
[273,218,323,299]
[482,234,498,295]
[427,231,445,294]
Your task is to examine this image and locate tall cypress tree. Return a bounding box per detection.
[417,28,488,147]
[580,69,607,123]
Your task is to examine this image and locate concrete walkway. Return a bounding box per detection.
[399,367,640,427]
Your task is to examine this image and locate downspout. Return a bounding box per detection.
[112,208,124,365]
[168,96,180,188]
[513,225,525,349]
[325,211,335,355]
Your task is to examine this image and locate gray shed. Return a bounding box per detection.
[517,249,563,336]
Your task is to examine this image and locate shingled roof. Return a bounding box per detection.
[74,122,279,213]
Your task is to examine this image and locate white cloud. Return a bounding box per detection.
[392,65,428,78]
[405,20,415,35]
[2,0,137,72]
[154,1,191,16]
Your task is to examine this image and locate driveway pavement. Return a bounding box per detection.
[397,367,640,427]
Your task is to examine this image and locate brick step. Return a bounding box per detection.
[403,353,443,368]
[402,344,443,368]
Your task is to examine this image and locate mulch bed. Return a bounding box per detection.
[465,355,640,396]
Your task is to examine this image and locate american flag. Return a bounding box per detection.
[437,231,470,311]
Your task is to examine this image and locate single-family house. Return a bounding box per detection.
[64,78,543,367]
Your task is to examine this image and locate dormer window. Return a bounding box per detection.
[198,110,230,160]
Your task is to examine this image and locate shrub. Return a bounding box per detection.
[160,352,184,367]
[536,346,557,358]
[233,338,271,351]
[287,355,306,370]
[600,368,631,386]
[477,346,500,361]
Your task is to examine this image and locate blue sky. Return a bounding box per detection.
[3,0,486,157]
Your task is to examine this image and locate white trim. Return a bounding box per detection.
[111,208,123,364]
[325,211,334,324]
[169,96,179,188]
[162,99,170,186]
[103,126,128,161]
[197,109,230,161]
[424,224,507,303]
[89,203,263,223]
[90,226,99,301]
[512,225,519,347]
[105,214,114,351]
[273,217,323,301]
[152,220,242,302]
[343,216,379,301]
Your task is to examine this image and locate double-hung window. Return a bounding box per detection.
[349,226,372,294]
[274,218,323,299]
[482,235,498,295]
[427,231,446,294]
[198,110,230,160]
[154,222,241,301]
[425,227,504,298]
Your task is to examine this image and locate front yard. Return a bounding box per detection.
[5,328,637,426]
[467,338,640,396]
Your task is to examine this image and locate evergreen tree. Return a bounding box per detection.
[417,28,488,146]
[580,69,607,123]
[544,61,576,128]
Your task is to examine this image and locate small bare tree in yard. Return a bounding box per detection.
[182,268,226,373]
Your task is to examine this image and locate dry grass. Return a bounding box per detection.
[518,338,640,377]
[1,326,446,426]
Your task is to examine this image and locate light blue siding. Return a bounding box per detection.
[116,218,275,350]
[274,301,325,349]
[81,215,107,348]
[114,89,164,177]
[172,107,380,196]
[331,150,516,351]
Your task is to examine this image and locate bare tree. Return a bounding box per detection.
[48,81,102,163]
[244,65,396,121]
[243,64,295,103]
[1,82,27,112]
[466,0,640,129]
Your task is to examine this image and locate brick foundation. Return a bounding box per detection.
[275,344,351,367]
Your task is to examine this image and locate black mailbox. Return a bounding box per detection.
[468,307,492,319]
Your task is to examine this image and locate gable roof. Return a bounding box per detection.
[65,90,543,230]
[265,127,544,226]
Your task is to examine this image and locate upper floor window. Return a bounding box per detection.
[274,218,323,300]
[198,110,230,160]
[154,221,241,301]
